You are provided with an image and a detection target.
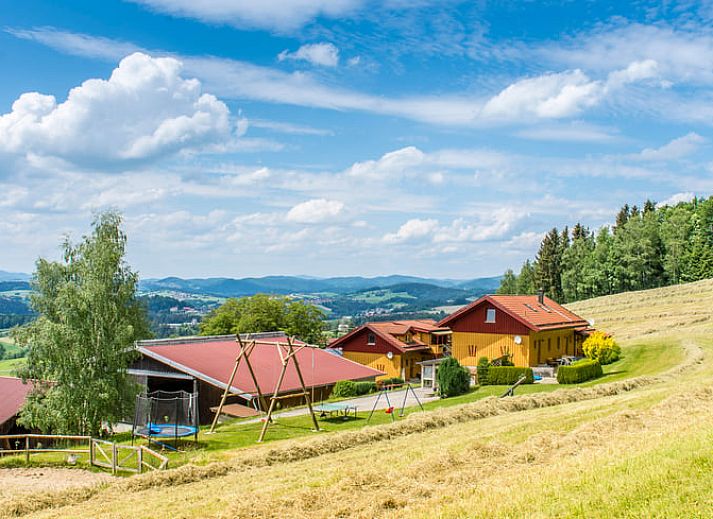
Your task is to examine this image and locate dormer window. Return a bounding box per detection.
[367,332,376,345]
[486,308,496,323]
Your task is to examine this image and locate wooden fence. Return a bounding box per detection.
[0,434,168,474]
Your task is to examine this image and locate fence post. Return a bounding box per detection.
[89,438,94,467]
[25,436,29,464]
[137,446,143,474]
[111,443,117,475]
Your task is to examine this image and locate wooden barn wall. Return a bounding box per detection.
[342,351,401,380]
[529,329,578,366]
[335,328,403,355]
[451,332,530,367]
[448,303,531,335]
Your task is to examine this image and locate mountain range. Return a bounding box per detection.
[138,274,502,297]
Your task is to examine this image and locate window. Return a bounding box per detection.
[468,345,477,357]
[485,308,496,323]
[367,332,376,345]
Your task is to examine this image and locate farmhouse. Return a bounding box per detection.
[438,292,592,367]
[328,320,452,380]
[129,332,382,424]
[0,376,34,445]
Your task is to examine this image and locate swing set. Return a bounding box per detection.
[366,382,424,423]
[208,334,321,442]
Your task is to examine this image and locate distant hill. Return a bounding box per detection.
[139,275,502,297]
[0,270,30,282]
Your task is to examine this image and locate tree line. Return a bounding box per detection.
[498,197,713,303]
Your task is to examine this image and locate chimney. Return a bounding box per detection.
[537,288,544,304]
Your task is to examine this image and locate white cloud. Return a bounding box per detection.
[636,132,706,161]
[346,146,426,180]
[286,199,345,223]
[515,121,619,142]
[250,119,333,136]
[383,218,439,243]
[0,52,235,167]
[128,0,364,32]
[278,43,340,67]
[657,192,695,207]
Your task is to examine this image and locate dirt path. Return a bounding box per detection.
[0,468,113,499]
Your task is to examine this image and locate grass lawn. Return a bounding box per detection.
[0,357,25,376]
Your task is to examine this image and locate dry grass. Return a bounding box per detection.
[6,279,713,518]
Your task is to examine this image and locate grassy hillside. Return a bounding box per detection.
[4,279,713,518]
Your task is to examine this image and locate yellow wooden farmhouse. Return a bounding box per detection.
[438,293,592,367]
[327,320,452,380]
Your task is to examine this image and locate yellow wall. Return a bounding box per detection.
[342,351,402,380]
[529,329,577,365]
[451,332,530,367]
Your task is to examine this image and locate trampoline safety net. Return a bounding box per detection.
[133,390,199,442]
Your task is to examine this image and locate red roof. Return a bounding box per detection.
[329,319,450,354]
[137,335,382,397]
[0,377,33,426]
[439,295,589,331]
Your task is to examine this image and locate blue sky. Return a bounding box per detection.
[1,1,712,279]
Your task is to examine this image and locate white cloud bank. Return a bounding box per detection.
[128,0,363,32]
[278,43,340,67]
[286,198,345,223]
[0,52,237,167]
[636,132,706,161]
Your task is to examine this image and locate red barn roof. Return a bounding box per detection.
[137,334,382,397]
[328,319,450,354]
[0,377,33,427]
[439,294,589,331]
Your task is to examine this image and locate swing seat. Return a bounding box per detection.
[385,406,394,414]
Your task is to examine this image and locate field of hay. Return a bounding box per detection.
[4,279,713,518]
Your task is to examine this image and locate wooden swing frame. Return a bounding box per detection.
[208,334,321,442]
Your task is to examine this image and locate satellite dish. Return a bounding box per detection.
[588,319,595,327]
[514,335,522,345]
[386,351,394,360]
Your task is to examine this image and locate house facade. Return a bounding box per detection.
[438,293,592,368]
[328,320,452,380]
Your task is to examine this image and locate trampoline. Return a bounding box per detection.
[132,390,199,450]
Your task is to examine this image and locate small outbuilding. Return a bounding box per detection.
[0,376,34,446]
[129,332,382,424]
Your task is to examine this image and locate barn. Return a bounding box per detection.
[0,376,34,447]
[129,332,382,424]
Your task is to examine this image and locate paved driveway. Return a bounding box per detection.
[243,386,441,423]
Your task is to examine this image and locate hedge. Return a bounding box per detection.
[331,380,358,398]
[355,381,377,395]
[484,366,534,385]
[378,377,404,387]
[557,360,603,384]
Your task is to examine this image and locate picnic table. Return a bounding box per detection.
[313,402,358,420]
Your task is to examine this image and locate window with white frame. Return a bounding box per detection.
[367,332,376,345]
[486,308,496,323]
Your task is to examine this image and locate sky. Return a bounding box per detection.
[1,1,712,279]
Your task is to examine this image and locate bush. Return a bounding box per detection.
[379,377,404,387]
[331,380,358,398]
[476,356,490,385]
[582,331,621,365]
[355,381,377,395]
[437,357,471,397]
[485,366,534,385]
[557,359,603,384]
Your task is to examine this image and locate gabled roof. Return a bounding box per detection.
[329,319,449,354]
[0,376,34,427]
[438,294,589,332]
[136,333,382,398]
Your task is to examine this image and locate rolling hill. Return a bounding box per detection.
[6,279,713,518]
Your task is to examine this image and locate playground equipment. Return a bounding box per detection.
[132,389,198,450]
[367,382,424,423]
[209,334,320,442]
[500,375,528,398]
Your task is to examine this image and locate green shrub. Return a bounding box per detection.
[379,377,404,387]
[437,357,471,397]
[557,360,603,384]
[582,331,621,365]
[477,356,489,385]
[331,380,358,398]
[484,366,534,385]
[355,381,377,395]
